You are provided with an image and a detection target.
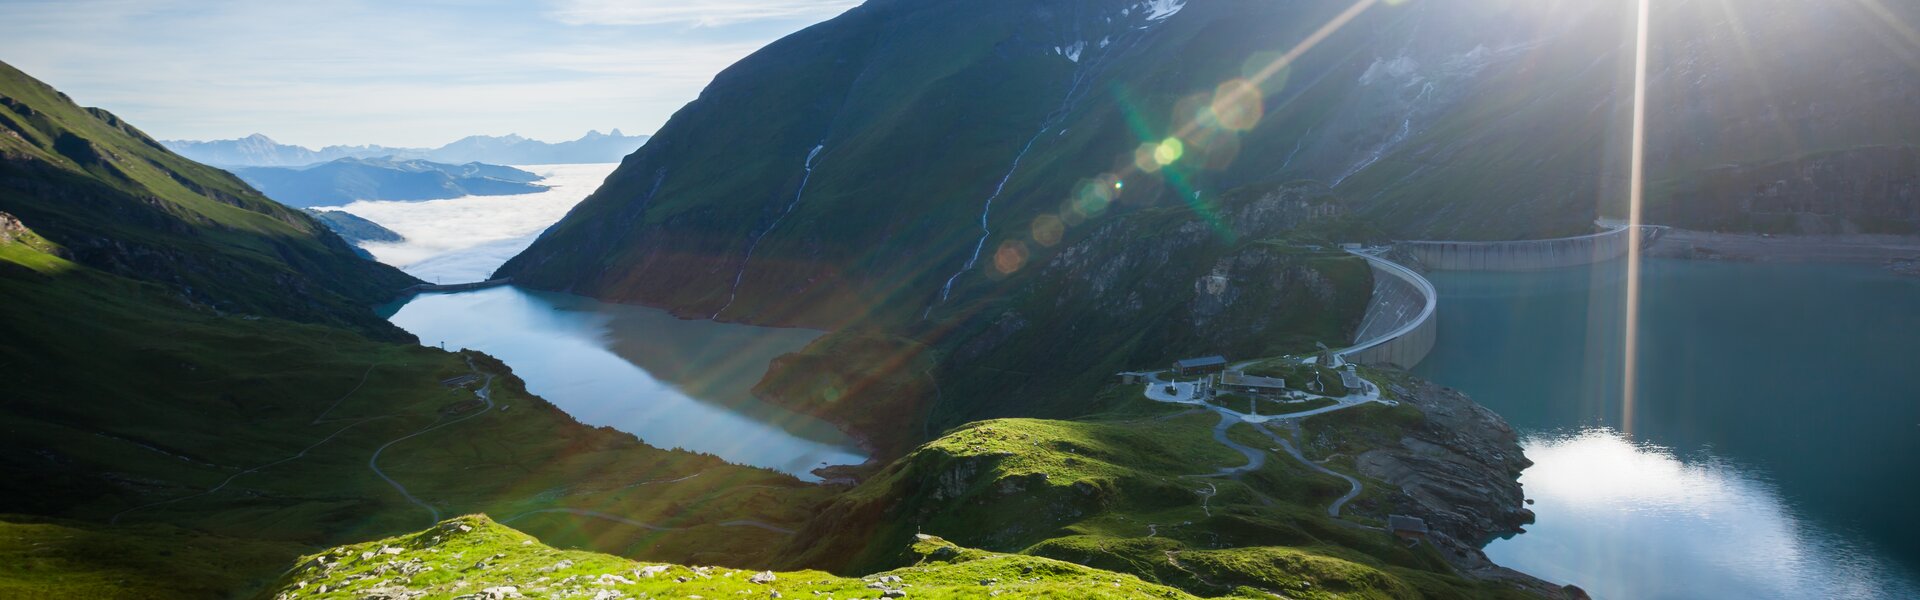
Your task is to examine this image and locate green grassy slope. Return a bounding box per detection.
[0,515,306,600]
[0,60,414,333]
[263,514,1203,600]
[781,399,1545,599]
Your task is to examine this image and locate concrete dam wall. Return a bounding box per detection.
[1343,252,1437,369]
[1400,225,1656,271]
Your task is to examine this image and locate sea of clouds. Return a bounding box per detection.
[319,163,618,283]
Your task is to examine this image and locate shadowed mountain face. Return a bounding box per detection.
[0,60,416,333]
[162,129,650,167]
[498,0,1920,331]
[0,62,822,598]
[233,157,549,207]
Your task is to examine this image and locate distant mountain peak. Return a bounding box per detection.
[165,129,649,167]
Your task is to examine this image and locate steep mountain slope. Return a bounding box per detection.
[0,60,414,333]
[233,157,548,207]
[502,0,1920,332]
[163,130,650,167]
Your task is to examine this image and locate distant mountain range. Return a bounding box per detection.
[162,130,649,167]
[232,157,549,207]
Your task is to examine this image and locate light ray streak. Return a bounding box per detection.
[1623,0,1651,435]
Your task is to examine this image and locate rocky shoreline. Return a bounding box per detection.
[1299,371,1586,598]
[1366,377,1587,598]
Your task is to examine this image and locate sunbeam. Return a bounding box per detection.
[1622,0,1651,436]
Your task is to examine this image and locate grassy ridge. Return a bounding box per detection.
[264,514,1202,599]
[781,398,1537,598]
[0,60,414,333]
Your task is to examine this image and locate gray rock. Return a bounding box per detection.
[636,565,671,578]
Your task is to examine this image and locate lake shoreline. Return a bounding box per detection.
[1648,227,1920,273]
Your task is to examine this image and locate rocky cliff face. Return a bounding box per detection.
[1296,373,1569,594]
[1353,379,1534,545]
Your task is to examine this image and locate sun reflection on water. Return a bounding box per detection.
[1492,429,1913,600]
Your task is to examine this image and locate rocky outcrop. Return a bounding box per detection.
[1354,379,1533,545]
[0,210,23,242]
[1367,378,1528,542]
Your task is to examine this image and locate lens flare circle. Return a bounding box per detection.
[1153,137,1184,166]
[1210,79,1264,131]
[1030,214,1064,247]
[993,240,1030,274]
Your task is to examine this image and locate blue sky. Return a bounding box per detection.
[0,0,858,147]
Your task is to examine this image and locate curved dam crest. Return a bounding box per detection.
[1399,224,1662,272]
[1343,224,1655,369]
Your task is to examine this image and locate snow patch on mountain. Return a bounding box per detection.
[1140,0,1186,21]
[1055,40,1087,62]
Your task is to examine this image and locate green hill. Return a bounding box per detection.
[262,514,1202,600]
[0,60,415,333]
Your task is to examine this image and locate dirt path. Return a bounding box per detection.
[1249,423,1362,517]
[369,360,495,526]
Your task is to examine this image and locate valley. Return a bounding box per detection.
[5,0,1920,598]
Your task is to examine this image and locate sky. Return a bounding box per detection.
[0,0,859,147]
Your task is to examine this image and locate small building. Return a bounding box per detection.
[1172,355,1228,376]
[1338,367,1363,392]
[1120,373,1141,385]
[1388,515,1429,541]
[1220,371,1286,396]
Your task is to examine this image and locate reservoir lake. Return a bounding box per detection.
[1415,259,1920,599]
[356,164,868,479]
[382,286,867,480]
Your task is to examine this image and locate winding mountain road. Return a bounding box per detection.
[1142,366,1372,519]
[1254,425,1362,517]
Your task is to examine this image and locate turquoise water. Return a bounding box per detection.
[382,286,867,480]
[1414,259,1920,599]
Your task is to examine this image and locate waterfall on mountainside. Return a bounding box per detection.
[713,143,826,320]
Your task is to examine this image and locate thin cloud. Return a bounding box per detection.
[547,0,859,27]
[0,0,826,147]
